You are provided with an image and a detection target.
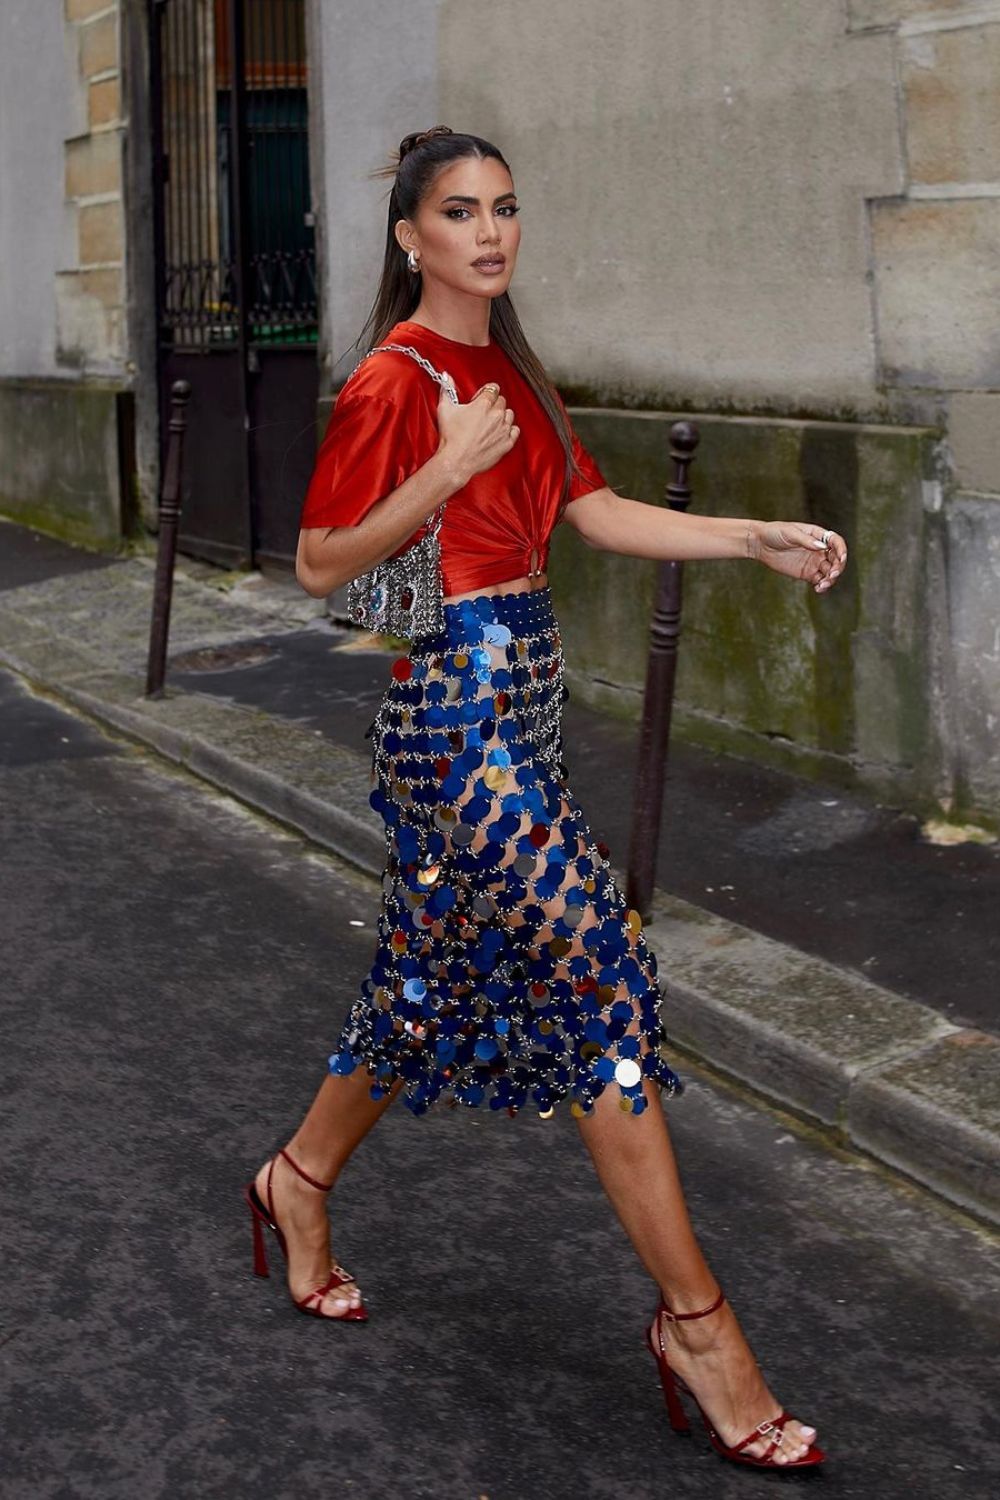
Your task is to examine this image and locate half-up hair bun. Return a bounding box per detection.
[370,125,458,183]
[398,125,454,163]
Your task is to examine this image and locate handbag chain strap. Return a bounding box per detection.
[348,342,459,400]
[345,342,459,536]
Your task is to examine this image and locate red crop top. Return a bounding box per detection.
[299,319,607,595]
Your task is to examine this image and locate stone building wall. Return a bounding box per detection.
[848,0,1000,816]
[425,0,999,821]
[0,0,130,547]
[59,0,128,374]
[0,0,996,821]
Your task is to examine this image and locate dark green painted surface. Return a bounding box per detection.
[551,408,950,812]
[0,378,124,550]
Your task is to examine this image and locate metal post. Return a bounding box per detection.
[146,379,192,698]
[625,420,700,919]
[227,0,256,563]
[149,0,169,352]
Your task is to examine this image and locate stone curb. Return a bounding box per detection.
[57,676,387,878]
[1,571,997,1229]
[639,891,999,1226]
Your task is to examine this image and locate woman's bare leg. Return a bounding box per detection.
[575,1079,819,1464]
[253,1068,404,1315]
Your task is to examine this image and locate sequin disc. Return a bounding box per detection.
[614,1057,642,1088]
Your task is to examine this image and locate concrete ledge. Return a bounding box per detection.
[633,887,998,1225]
[0,378,127,548]
[553,409,947,814]
[18,665,388,880]
[638,888,957,1127]
[849,1032,1000,1223]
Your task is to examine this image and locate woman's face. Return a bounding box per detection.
[399,154,520,299]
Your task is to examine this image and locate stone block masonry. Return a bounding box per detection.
[0,3,129,547]
[60,2,125,371]
[871,198,1000,389]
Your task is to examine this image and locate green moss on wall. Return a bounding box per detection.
[550,406,948,813]
[0,378,124,551]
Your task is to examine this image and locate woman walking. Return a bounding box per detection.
[245,127,846,1470]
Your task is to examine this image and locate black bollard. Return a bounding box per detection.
[625,420,700,919]
[145,379,191,698]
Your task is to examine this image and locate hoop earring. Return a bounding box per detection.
[406,248,420,274]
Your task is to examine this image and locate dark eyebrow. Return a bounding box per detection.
[438,192,517,206]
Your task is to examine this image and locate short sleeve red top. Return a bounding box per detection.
[298,319,607,595]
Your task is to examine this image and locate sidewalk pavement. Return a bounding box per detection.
[1,518,997,1228]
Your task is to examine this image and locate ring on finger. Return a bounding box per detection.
[820,529,833,547]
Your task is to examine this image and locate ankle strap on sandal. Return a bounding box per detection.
[659,1285,726,1322]
[278,1146,333,1193]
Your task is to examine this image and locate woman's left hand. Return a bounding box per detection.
[750,521,848,594]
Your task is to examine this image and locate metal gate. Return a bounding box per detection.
[150,0,319,569]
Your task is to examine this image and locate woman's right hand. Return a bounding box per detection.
[435,378,520,485]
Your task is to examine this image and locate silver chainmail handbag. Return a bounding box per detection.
[343,342,459,638]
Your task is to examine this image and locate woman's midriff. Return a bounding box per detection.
[442,570,548,607]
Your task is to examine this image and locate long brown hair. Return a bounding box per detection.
[353,126,588,512]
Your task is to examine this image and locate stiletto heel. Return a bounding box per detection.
[650,1341,690,1433]
[249,1201,270,1277]
[644,1286,825,1469]
[242,1146,368,1322]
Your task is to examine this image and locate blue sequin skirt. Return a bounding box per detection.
[329,585,684,1118]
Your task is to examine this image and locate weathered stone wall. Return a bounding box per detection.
[847,1,1000,815]
[550,408,951,811]
[431,0,1000,821]
[0,0,129,548]
[307,0,999,818]
[0,380,124,547]
[437,0,906,420]
[0,2,68,380]
[58,0,128,375]
[308,0,441,386]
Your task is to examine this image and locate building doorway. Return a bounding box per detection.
[150,0,319,568]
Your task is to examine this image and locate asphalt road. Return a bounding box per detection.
[1,665,998,1500]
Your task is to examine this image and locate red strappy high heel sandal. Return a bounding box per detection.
[644,1286,825,1469]
[242,1147,368,1321]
